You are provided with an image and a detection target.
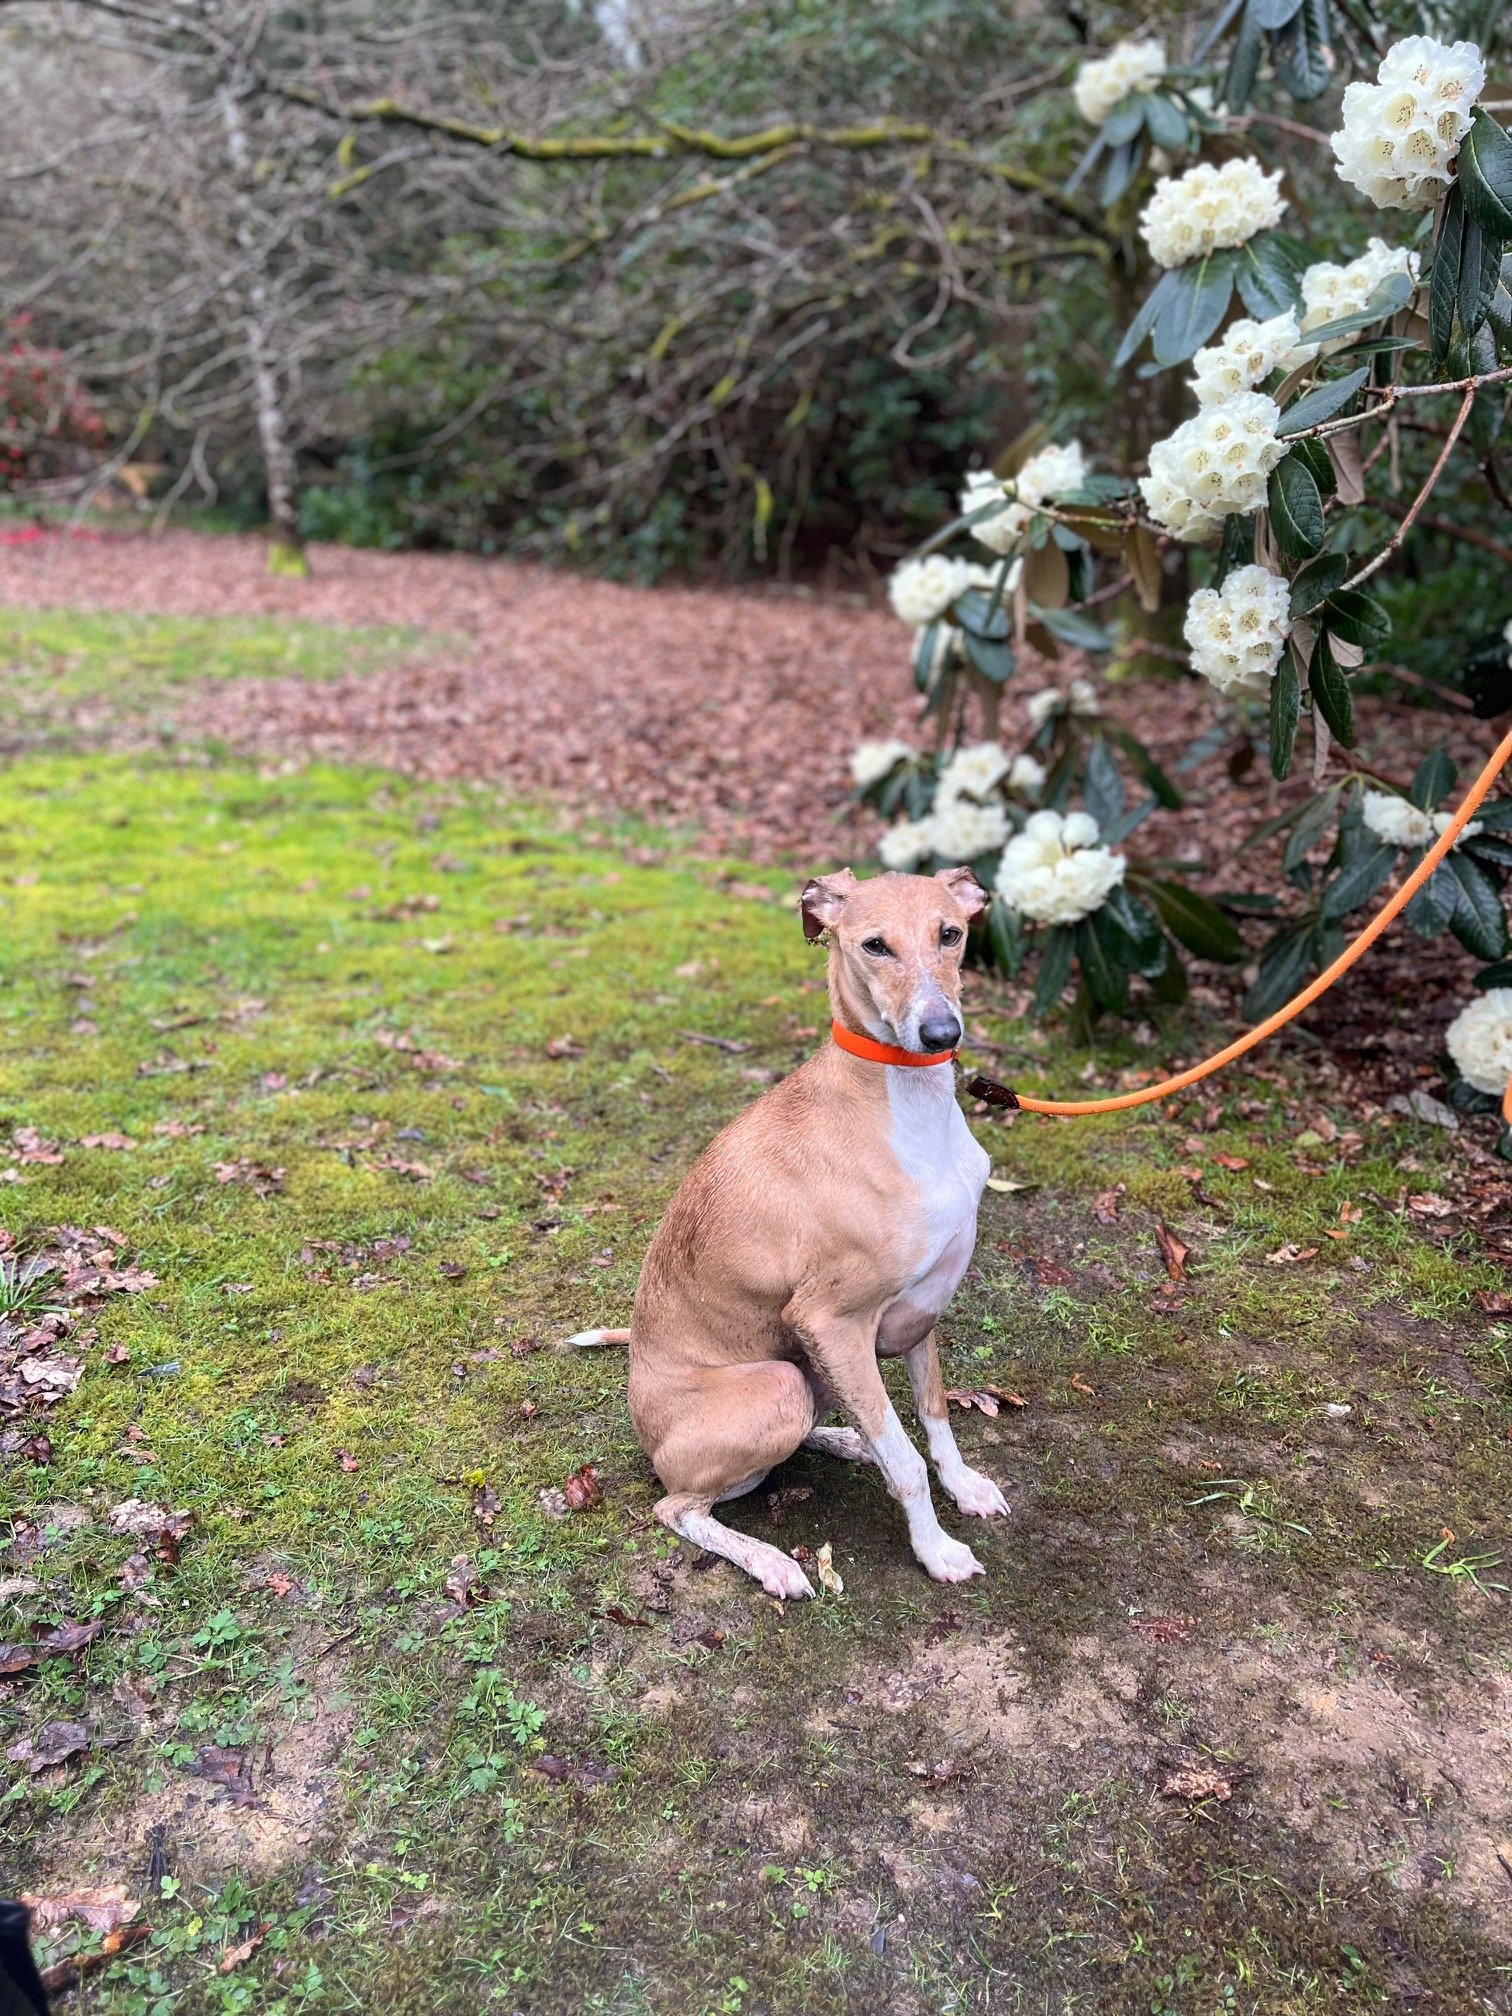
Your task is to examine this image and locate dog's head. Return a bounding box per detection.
[800,865,987,1054]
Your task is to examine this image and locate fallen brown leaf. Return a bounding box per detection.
[218,1927,267,1974]
[1154,1223,1189,1282]
[563,1463,602,1511]
[8,1719,91,1773]
[1129,1614,1196,1644]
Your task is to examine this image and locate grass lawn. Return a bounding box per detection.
[2,612,1511,2016]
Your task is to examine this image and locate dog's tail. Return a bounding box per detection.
[563,1326,632,1350]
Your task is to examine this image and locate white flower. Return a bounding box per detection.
[1332,36,1485,210]
[937,742,1010,804]
[1189,311,1301,406]
[1296,239,1420,354]
[888,554,975,626]
[878,818,935,872]
[1073,38,1166,127]
[850,739,913,789]
[1361,791,1482,849]
[1139,158,1286,269]
[1139,392,1287,545]
[960,445,1087,554]
[1184,565,1291,698]
[1446,989,1512,1095]
[1008,752,1046,793]
[997,808,1125,925]
[926,796,1010,862]
[1025,679,1101,732]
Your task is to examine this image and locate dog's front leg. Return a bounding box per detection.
[905,1333,1010,1519]
[790,1309,984,1584]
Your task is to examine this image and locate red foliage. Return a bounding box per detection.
[0,324,105,490]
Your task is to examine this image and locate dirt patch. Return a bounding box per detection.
[42,1667,356,1887]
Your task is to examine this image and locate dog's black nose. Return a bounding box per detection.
[919,1015,961,1052]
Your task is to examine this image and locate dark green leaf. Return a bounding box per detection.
[1289,552,1346,616]
[1406,862,1458,938]
[1223,2,1264,110]
[963,633,1015,683]
[1281,786,1340,874]
[1235,231,1304,318]
[1153,251,1237,366]
[1103,885,1167,975]
[1214,511,1254,589]
[1243,926,1313,1019]
[912,622,946,693]
[1290,436,1336,497]
[1102,96,1147,148]
[1083,736,1125,833]
[1076,913,1131,1013]
[1032,604,1115,651]
[1308,629,1355,746]
[1031,925,1075,1016]
[1410,751,1456,811]
[1100,139,1142,209]
[1270,643,1302,780]
[985,896,1025,978]
[1448,851,1510,959]
[1063,130,1106,198]
[1430,182,1466,358]
[1458,207,1503,345]
[1474,958,1512,989]
[1467,835,1512,868]
[1458,107,1512,240]
[1268,455,1325,558]
[1271,0,1331,100]
[1321,842,1397,921]
[1277,367,1370,437]
[1476,795,1512,832]
[1322,587,1390,651]
[1114,268,1181,370]
[1108,727,1183,808]
[952,590,1010,641]
[1140,879,1245,962]
[1251,0,1303,26]
[1463,634,1512,719]
[1102,793,1158,847]
[1142,94,1188,150]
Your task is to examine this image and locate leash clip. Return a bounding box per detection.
[964,1073,1020,1111]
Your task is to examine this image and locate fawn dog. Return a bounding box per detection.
[570,864,1008,1599]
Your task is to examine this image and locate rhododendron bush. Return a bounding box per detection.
[852,8,1512,1153]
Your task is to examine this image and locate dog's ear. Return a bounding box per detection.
[935,865,988,920]
[800,868,857,942]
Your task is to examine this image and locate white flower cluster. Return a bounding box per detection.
[1332,35,1485,210]
[961,443,1087,554]
[1446,989,1512,1096]
[1139,158,1286,269]
[997,809,1126,926]
[1361,791,1481,850]
[1298,239,1420,347]
[1189,310,1301,406]
[875,741,1049,870]
[1073,38,1166,128]
[850,739,913,790]
[1139,392,1287,544]
[1026,679,1101,732]
[1183,565,1291,697]
[937,742,1009,802]
[887,554,975,626]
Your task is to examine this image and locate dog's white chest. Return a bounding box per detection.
[886,1067,989,1310]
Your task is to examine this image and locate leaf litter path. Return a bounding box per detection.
[2,525,1504,1143]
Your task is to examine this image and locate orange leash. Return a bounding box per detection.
[980,725,1512,1122]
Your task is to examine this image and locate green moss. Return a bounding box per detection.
[0,738,1507,2014]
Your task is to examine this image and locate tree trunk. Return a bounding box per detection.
[220,87,307,576]
[247,289,305,575]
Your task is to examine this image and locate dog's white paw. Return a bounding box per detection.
[917,1533,985,1584]
[945,1467,1010,1519]
[761,1555,816,1601]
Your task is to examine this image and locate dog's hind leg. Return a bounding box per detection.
[645,1358,818,1599]
[801,1425,876,1463]
[655,1496,816,1600]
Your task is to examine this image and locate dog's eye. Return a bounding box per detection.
[861,936,892,957]
[939,926,963,947]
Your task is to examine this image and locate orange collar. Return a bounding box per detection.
[830,1019,957,1068]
